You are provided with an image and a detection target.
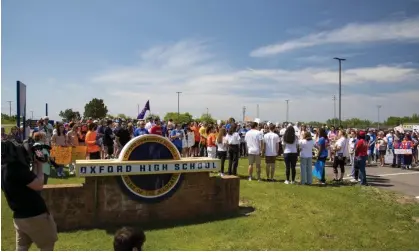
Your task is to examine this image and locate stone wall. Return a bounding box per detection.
[42,173,240,231]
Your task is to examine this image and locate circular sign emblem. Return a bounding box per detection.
[117,135,183,203]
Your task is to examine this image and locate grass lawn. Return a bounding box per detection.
[2,158,419,250]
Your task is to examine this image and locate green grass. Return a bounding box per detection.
[1,124,14,134]
[2,159,419,250]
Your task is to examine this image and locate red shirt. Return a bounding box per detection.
[149,125,162,135]
[355,139,368,157]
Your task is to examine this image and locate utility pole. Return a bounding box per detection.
[285,100,289,123]
[242,106,246,122]
[30,110,34,119]
[6,101,12,117]
[333,57,346,127]
[137,104,139,115]
[206,107,209,117]
[256,104,259,118]
[332,95,337,127]
[377,105,382,129]
[176,91,182,121]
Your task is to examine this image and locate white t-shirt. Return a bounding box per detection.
[298,139,315,158]
[245,129,263,155]
[279,128,286,136]
[145,122,154,131]
[263,132,280,156]
[335,137,348,155]
[282,136,298,154]
[226,132,240,145]
[216,136,228,152]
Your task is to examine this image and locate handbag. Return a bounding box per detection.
[312,160,324,180]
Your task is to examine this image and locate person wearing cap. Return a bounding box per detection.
[149,118,163,136]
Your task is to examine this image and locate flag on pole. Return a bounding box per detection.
[137,100,150,119]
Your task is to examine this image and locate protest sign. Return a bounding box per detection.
[72,146,87,162]
[50,146,72,165]
[394,149,413,155]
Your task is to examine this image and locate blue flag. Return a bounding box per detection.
[137,100,150,119]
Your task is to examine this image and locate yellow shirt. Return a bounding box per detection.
[199,127,207,143]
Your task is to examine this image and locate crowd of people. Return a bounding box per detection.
[3,115,417,185]
[2,114,419,251]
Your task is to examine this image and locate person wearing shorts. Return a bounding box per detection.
[263,124,280,181]
[245,122,263,181]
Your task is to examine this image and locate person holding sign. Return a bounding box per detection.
[401,134,414,170]
[51,123,68,178]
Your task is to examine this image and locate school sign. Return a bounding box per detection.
[75,135,220,203]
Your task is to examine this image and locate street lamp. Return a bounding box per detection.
[332,95,336,127]
[285,100,289,122]
[206,108,209,117]
[333,57,346,127]
[176,91,182,121]
[377,105,382,129]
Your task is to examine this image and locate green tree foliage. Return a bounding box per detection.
[83,98,108,119]
[59,109,81,122]
[163,112,193,124]
[384,113,419,126]
[1,113,17,123]
[199,113,216,124]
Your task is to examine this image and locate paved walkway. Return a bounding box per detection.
[326,164,419,198]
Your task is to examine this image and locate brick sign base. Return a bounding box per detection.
[42,173,240,231]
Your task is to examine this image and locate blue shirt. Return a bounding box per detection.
[170,129,183,149]
[387,135,394,149]
[225,124,231,131]
[134,128,149,137]
[318,137,328,158]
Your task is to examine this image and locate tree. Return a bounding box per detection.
[59,109,81,122]
[83,98,108,119]
[117,113,128,120]
[199,113,216,124]
[163,112,193,124]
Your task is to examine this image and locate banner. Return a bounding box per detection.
[71,146,87,162]
[394,149,413,155]
[50,146,72,165]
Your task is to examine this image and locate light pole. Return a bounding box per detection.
[285,100,289,122]
[377,105,382,129]
[30,110,34,119]
[333,57,346,127]
[206,107,209,117]
[257,104,259,118]
[176,91,182,121]
[332,95,336,127]
[242,106,246,122]
[6,101,12,117]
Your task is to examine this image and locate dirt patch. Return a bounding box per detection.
[413,217,419,224]
[239,198,250,206]
[396,195,417,205]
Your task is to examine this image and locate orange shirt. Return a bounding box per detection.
[207,133,216,147]
[191,126,200,142]
[85,130,100,153]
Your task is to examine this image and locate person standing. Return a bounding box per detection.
[316,128,329,185]
[134,121,149,137]
[263,124,280,181]
[1,140,58,250]
[149,118,163,136]
[282,126,299,184]
[51,123,68,178]
[199,123,208,157]
[298,132,314,185]
[332,130,349,181]
[85,123,101,160]
[245,122,263,181]
[206,126,217,158]
[216,128,228,176]
[226,123,240,176]
[352,131,369,185]
[170,124,184,154]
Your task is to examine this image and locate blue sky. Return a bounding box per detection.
[2,0,419,122]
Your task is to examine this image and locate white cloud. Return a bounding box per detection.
[90,39,419,122]
[250,17,419,57]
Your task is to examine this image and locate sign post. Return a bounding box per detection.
[16,81,27,140]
